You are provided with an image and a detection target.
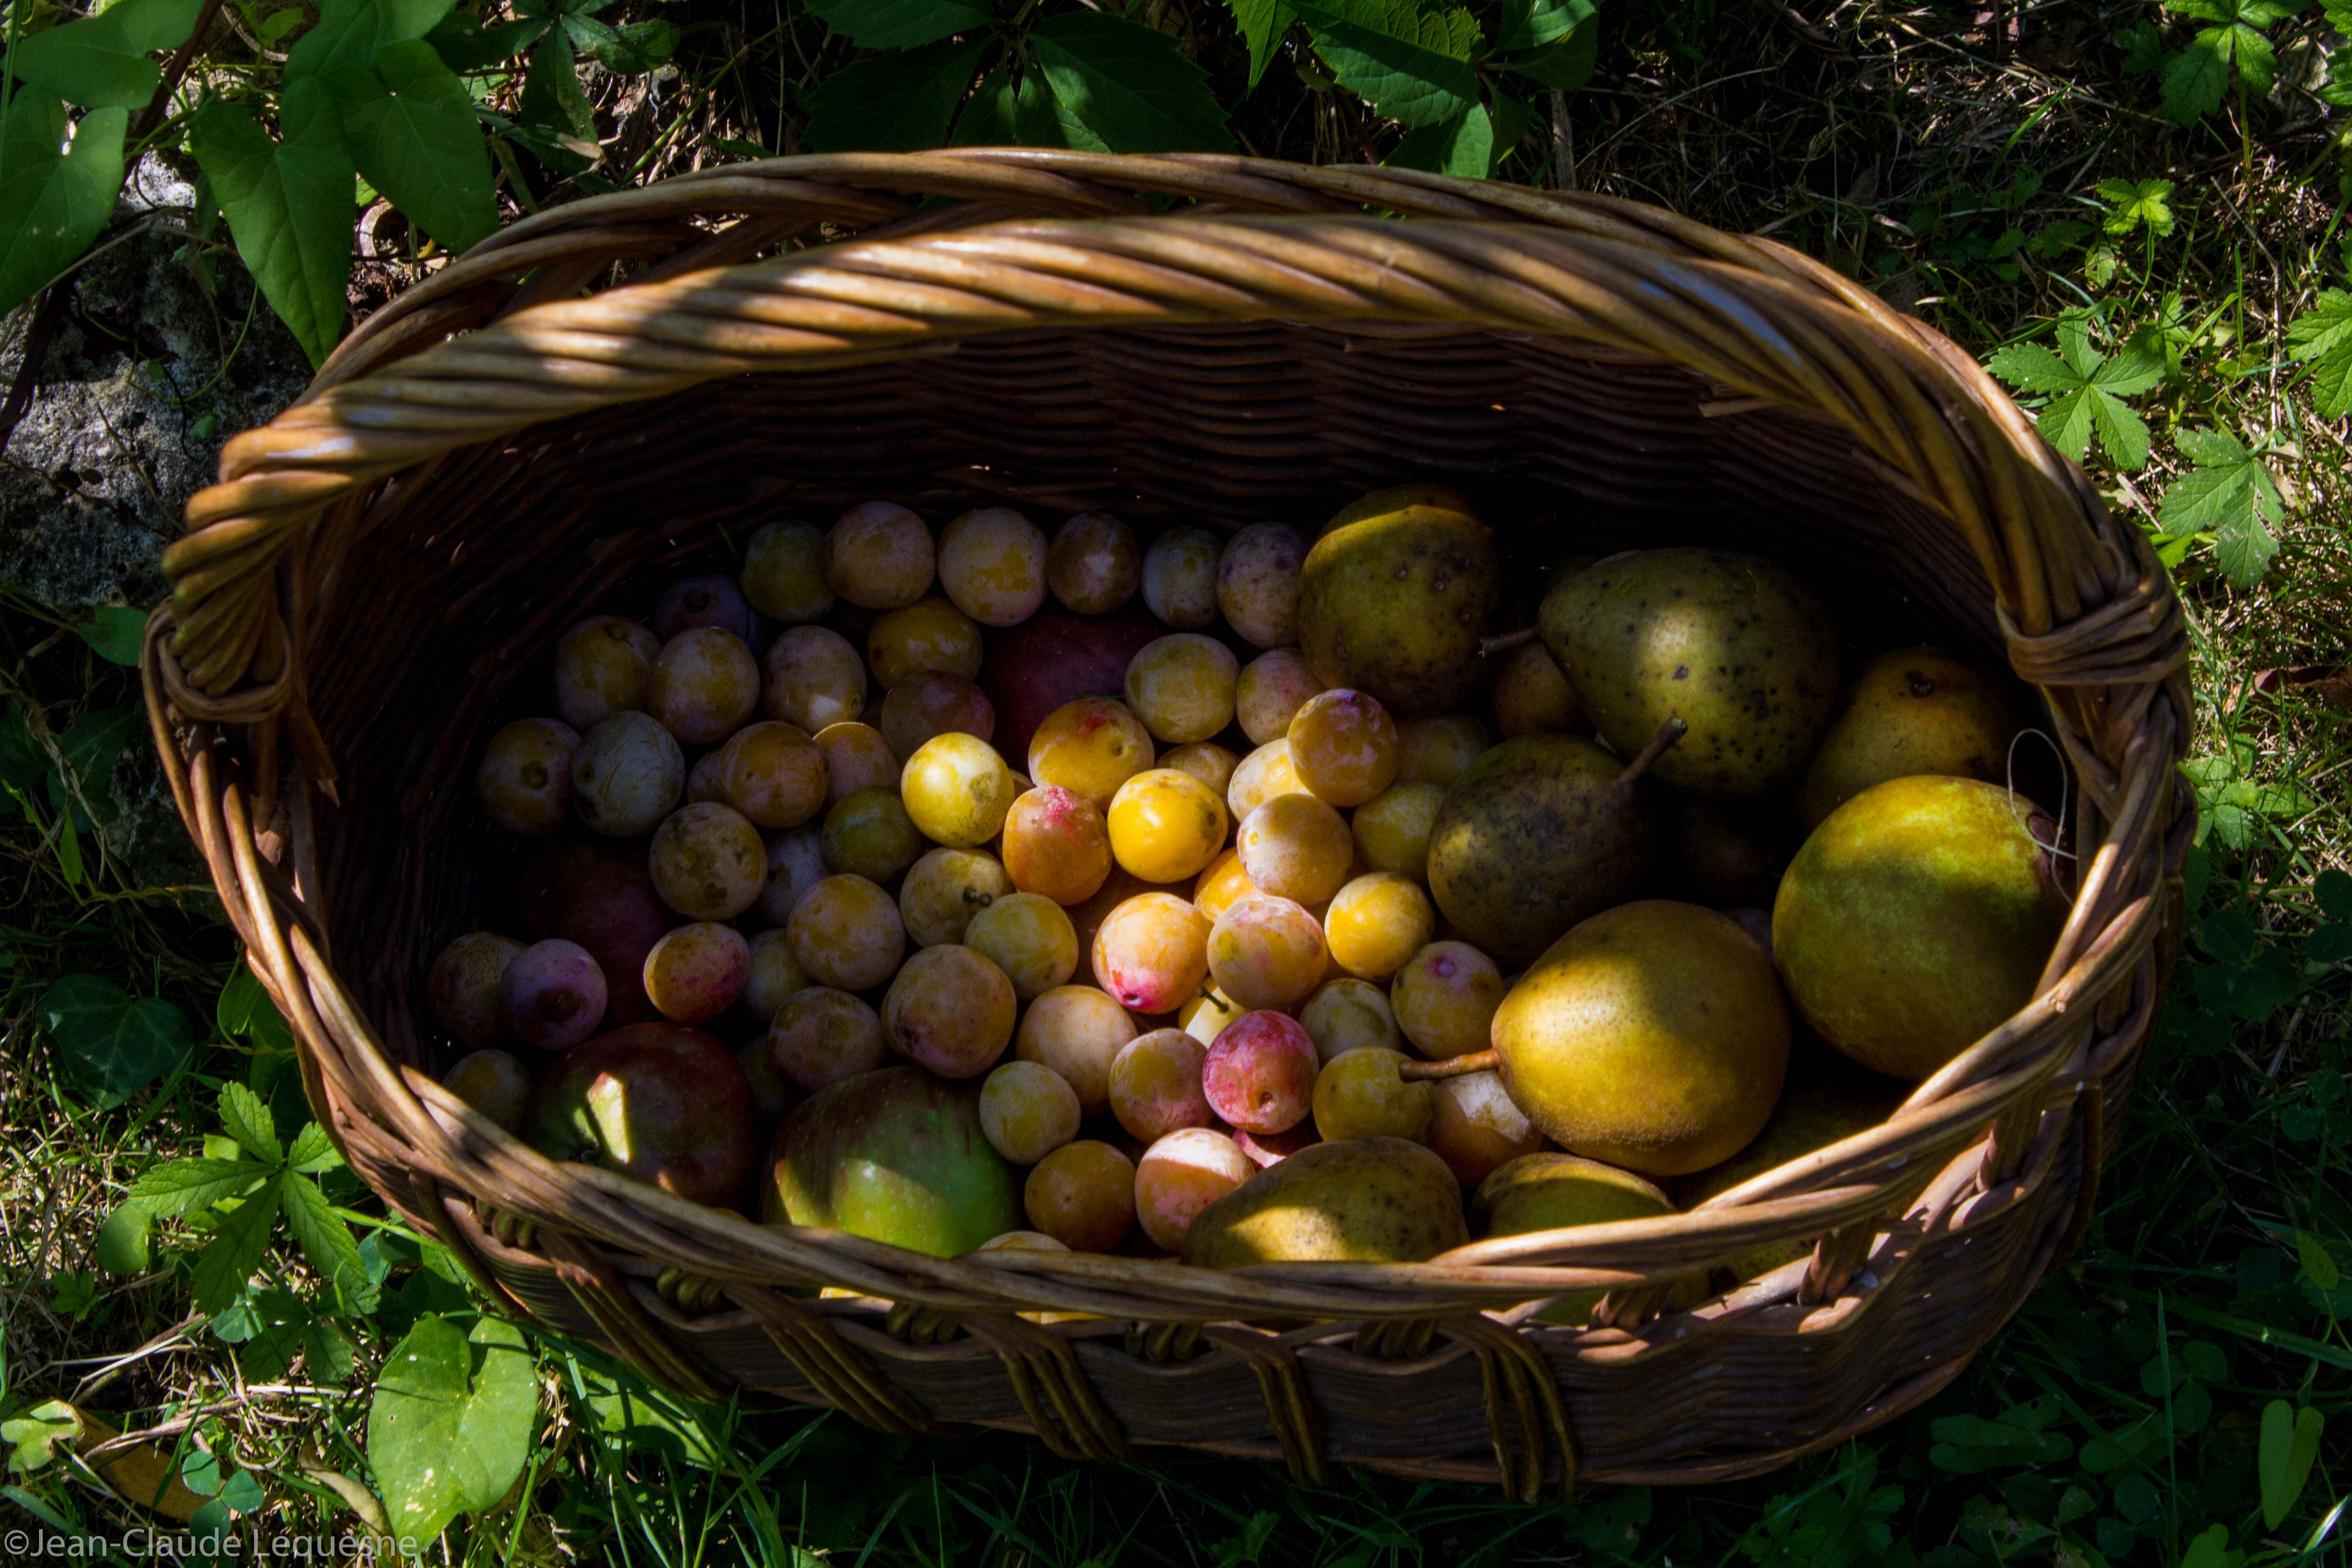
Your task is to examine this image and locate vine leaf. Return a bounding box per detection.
[186,82,356,366]
[800,38,991,151]
[368,1315,540,1546]
[1028,11,1235,153]
[8,0,206,109]
[0,98,129,318]
[1290,0,1484,127]
[805,0,992,49]
[2157,0,2295,124]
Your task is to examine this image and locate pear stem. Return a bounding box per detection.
[1479,626,1539,657]
[1395,1049,1502,1081]
[1617,715,1688,784]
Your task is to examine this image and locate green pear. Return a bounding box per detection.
[1298,485,1499,717]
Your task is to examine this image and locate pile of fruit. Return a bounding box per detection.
[429,486,2068,1302]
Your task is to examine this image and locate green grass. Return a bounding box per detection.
[5,0,2352,1563]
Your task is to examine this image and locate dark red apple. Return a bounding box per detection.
[525,1022,756,1206]
[532,842,673,1024]
[980,610,1163,762]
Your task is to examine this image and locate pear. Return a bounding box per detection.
[1472,1152,1687,1324]
[1774,774,2068,1080]
[1179,1137,1467,1266]
[1540,549,1838,800]
[1298,485,1499,717]
[1485,901,1790,1176]
[1424,721,1684,968]
[1679,1075,1908,1281]
[1797,647,2017,829]
[1672,801,1788,906]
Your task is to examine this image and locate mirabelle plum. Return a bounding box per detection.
[1027,696,1153,807]
[1323,873,1435,981]
[1014,985,1139,1113]
[654,574,755,642]
[1191,847,1254,925]
[821,787,924,882]
[1351,781,1443,881]
[899,847,1014,947]
[642,921,751,1024]
[1389,941,1505,1059]
[1490,642,1581,735]
[1106,768,1228,884]
[1141,525,1221,628]
[1067,866,1153,989]
[901,731,1017,848]
[716,720,827,829]
[429,932,522,1048]
[741,519,834,624]
[1235,792,1352,906]
[1206,893,1328,1011]
[476,718,577,835]
[1134,1128,1253,1250]
[1046,513,1140,614]
[1180,986,1245,1047]
[1288,689,1399,807]
[1000,787,1112,906]
[1025,1141,1137,1251]
[1124,634,1239,744]
[965,892,1079,1000]
[883,944,1016,1077]
[813,721,899,804]
[741,927,809,1022]
[938,506,1048,626]
[1157,741,1239,801]
[1235,649,1324,746]
[686,750,726,805]
[443,1049,531,1131]
[973,1229,1069,1254]
[1395,713,1491,788]
[1108,1029,1213,1141]
[877,671,994,760]
[762,626,867,733]
[757,823,828,923]
[553,617,660,729]
[1217,523,1308,648]
[786,873,906,990]
[1426,1070,1543,1187]
[1311,1045,1434,1143]
[1226,739,1306,823]
[767,986,889,1091]
[1201,1011,1318,1134]
[649,802,767,919]
[979,1060,1082,1164]
[500,939,607,1051]
[866,597,983,688]
[1297,978,1404,1063]
[825,500,935,609]
[648,627,760,744]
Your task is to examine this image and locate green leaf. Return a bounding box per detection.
[288,1122,345,1175]
[232,1289,357,1383]
[1986,343,2076,395]
[1225,0,1298,90]
[279,1172,373,1310]
[1387,101,1492,176]
[3,1403,83,1475]
[2258,1401,2323,1528]
[189,1176,284,1313]
[951,59,1065,147]
[519,26,599,170]
[1501,14,1597,87]
[285,0,458,83]
[1028,12,1235,153]
[95,1203,155,1274]
[2097,177,2176,236]
[1497,0,1594,52]
[186,87,356,368]
[122,1155,279,1215]
[799,37,988,152]
[48,705,141,828]
[2295,1230,2341,1293]
[37,974,198,1110]
[1291,0,1483,126]
[2158,0,2293,122]
[2160,37,2232,122]
[72,604,147,666]
[2179,1524,2230,1568]
[338,39,499,252]
[2157,427,2284,587]
[8,0,206,109]
[578,17,675,72]
[368,1314,540,1545]
[0,98,129,318]
[1987,331,2160,471]
[216,963,296,1053]
[804,0,992,49]
[2285,289,2352,418]
[1928,1405,2076,1473]
[422,12,550,69]
[219,1081,283,1164]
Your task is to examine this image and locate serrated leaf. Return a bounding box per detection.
[805,0,992,49]
[189,1177,284,1313]
[279,1173,373,1310]
[1028,11,1234,153]
[38,974,198,1111]
[187,87,355,368]
[2161,37,2231,122]
[368,1315,539,1545]
[72,604,147,666]
[122,1156,278,1215]
[1498,0,1593,51]
[219,1081,283,1164]
[1989,334,2159,470]
[2259,1401,2323,1528]
[285,0,458,83]
[1226,0,1298,90]
[2159,427,2284,587]
[289,1122,345,1175]
[951,59,1067,146]
[1387,101,1493,175]
[1987,343,2075,393]
[0,97,129,318]
[2097,176,2176,236]
[2285,289,2352,418]
[8,0,206,109]
[1291,0,1483,126]
[338,39,498,252]
[801,38,989,151]
[2088,392,2154,470]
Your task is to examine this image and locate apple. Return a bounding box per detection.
[525,1022,757,1206]
[980,610,1163,762]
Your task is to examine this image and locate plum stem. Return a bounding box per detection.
[1480,625,1539,657]
[1617,715,1688,784]
[1395,1048,1501,1081]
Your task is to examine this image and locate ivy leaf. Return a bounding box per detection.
[805,0,992,49]
[1028,11,1235,153]
[0,97,129,318]
[1291,0,1483,127]
[188,1176,284,1313]
[37,974,198,1110]
[1497,0,1594,52]
[368,1315,540,1546]
[2158,426,2285,587]
[337,39,499,252]
[801,38,990,151]
[285,0,458,83]
[2285,288,2352,418]
[1984,326,2163,470]
[1225,0,1298,91]
[186,85,356,368]
[2096,177,2176,236]
[8,0,206,109]
[1388,101,1493,176]
[2158,0,2296,123]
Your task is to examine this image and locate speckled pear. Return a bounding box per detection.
[1297,485,1499,717]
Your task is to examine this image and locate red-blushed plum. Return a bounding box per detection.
[529,843,674,1025]
[500,939,608,1051]
[1201,1011,1318,1135]
[526,1022,757,1205]
[654,573,756,641]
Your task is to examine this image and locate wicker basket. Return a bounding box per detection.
[143,151,2194,1494]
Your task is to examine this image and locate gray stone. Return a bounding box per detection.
[103,739,216,900]
[0,181,314,612]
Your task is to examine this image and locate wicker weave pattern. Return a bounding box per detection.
[143,152,2191,1490]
